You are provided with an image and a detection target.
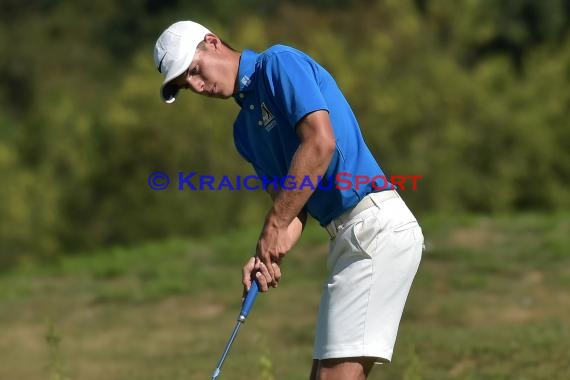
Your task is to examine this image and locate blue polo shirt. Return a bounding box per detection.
[233,46,394,226]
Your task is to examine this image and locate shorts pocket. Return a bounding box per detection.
[351,219,379,257]
[393,221,418,232]
[391,221,424,249]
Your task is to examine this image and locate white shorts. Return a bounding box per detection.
[313,191,424,363]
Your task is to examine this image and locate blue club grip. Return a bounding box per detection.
[239,280,259,319]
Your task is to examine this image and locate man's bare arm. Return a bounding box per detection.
[268,110,334,229]
[256,110,336,285]
[266,186,308,244]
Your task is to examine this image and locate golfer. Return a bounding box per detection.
[154,21,424,380]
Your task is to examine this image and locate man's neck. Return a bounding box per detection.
[231,50,243,95]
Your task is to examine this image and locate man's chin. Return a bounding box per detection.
[215,93,232,100]
[199,90,231,99]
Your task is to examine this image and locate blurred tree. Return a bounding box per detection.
[0,0,568,263]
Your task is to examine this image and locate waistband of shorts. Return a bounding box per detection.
[325,190,400,239]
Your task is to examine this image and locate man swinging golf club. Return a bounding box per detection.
[154,20,424,380]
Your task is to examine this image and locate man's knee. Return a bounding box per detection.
[315,357,374,380]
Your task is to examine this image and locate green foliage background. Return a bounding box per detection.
[1,0,569,264]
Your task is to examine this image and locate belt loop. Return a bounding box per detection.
[369,193,381,209]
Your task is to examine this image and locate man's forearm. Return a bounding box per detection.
[266,138,334,229]
[287,209,307,247]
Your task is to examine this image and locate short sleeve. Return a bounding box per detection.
[262,51,329,128]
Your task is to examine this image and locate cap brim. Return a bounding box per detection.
[159,51,194,103]
[161,82,179,104]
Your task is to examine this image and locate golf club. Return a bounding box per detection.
[210,280,260,380]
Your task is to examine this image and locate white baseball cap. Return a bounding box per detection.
[154,21,212,103]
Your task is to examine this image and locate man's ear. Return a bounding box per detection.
[204,33,220,50]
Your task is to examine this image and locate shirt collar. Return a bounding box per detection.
[234,49,259,106]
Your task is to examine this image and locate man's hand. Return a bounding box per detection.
[256,219,292,288]
[256,209,306,288]
[242,256,281,298]
[241,211,305,295]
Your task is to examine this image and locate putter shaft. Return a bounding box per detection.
[210,281,259,380]
[211,317,244,380]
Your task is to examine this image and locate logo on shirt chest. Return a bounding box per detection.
[261,102,277,132]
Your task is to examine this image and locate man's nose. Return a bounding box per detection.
[188,76,204,93]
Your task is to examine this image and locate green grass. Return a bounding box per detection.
[0,213,569,379]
